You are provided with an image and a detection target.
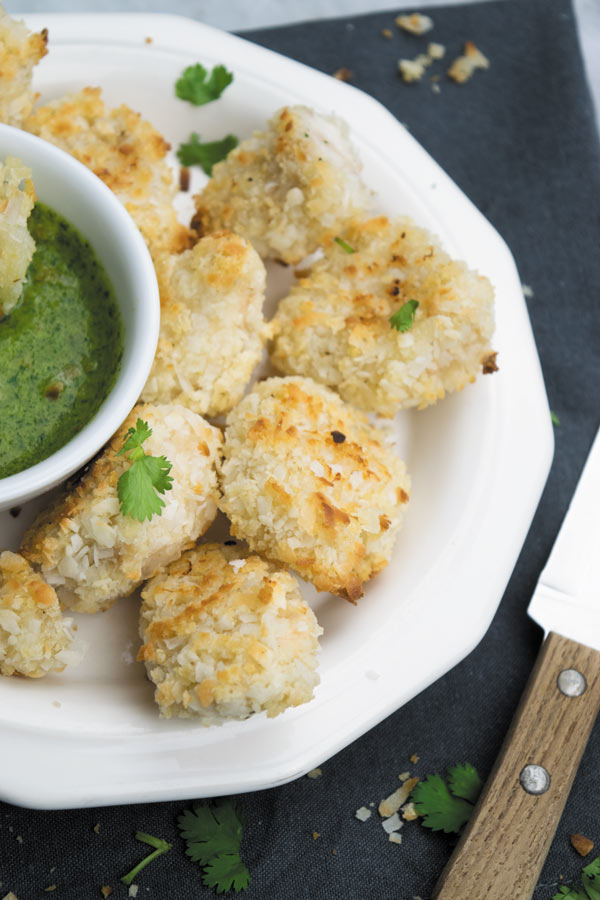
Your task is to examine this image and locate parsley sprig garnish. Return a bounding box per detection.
[117,418,173,522]
[390,299,419,332]
[177,801,250,893]
[177,133,238,175]
[411,762,482,833]
[121,831,172,886]
[175,63,233,106]
[553,856,600,899]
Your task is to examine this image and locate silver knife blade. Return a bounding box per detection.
[529,425,600,651]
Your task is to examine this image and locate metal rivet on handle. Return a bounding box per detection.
[520,764,551,795]
[557,668,587,697]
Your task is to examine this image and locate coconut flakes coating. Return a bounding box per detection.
[270,216,496,416]
[141,231,268,417]
[139,543,322,721]
[24,86,191,258]
[21,404,222,614]
[0,551,83,678]
[0,155,35,317]
[219,377,410,601]
[0,3,47,128]
[193,105,370,264]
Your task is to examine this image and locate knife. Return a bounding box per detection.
[433,426,600,900]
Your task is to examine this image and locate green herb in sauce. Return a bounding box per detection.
[0,202,123,479]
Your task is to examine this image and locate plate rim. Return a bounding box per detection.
[0,11,554,809]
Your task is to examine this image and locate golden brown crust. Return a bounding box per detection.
[24,87,192,257]
[219,376,411,600]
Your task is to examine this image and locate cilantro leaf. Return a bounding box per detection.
[121,831,172,886]
[116,418,173,522]
[203,854,251,893]
[177,800,250,893]
[411,773,474,834]
[175,63,233,106]
[583,856,600,900]
[552,886,590,899]
[390,299,419,332]
[117,418,153,461]
[446,762,483,804]
[176,133,238,175]
[334,236,356,254]
[178,803,242,864]
[551,410,561,426]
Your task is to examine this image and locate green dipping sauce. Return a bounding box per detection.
[0,202,123,479]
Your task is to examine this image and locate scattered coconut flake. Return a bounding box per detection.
[307,768,322,779]
[3,894,20,900]
[128,887,139,899]
[410,754,420,764]
[93,823,101,834]
[355,807,372,822]
[402,801,419,821]
[448,41,489,84]
[382,813,403,834]
[398,772,410,782]
[228,559,247,573]
[379,777,419,817]
[51,701,61,709]
[15,836,22,843]
[398,54,431,83]
[522,284,534,298]
[44,888,57,894]
[428,42,445,60]
[432,83,441,94]
[388,832,403,844]
[395,13,433,35]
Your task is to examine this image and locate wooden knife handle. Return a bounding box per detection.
[433,631,600,900]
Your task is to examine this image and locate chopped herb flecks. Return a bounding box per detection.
[390,299,419,332]
[334,236,356,254]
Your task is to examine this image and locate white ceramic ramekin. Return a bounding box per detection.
[0,124,160,510]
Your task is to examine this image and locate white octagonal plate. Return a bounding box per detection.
[0,13,553,809]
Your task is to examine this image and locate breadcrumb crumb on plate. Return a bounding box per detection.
[219,376,410,601]
[0,551,83,677]
[141,231,269,417]
[270,216,496,416]
[21,404,221,614]
[139,543,322,722]
[193,105,370,264]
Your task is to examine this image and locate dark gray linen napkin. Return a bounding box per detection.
[2,0,600,897]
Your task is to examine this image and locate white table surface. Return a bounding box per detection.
[8,0,600,137]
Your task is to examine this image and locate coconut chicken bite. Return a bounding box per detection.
[0,3,47,128]
[270,216,496,415]
[21,404,221,614]
[219,376,410,602]
[0,551,83,678]
[193,105,370,264]
[25,87,191,258]
[139,543,322,722]
[141,231,268,417]
[0,155,35,317]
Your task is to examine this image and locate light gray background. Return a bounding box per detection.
[8,0,600,135]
